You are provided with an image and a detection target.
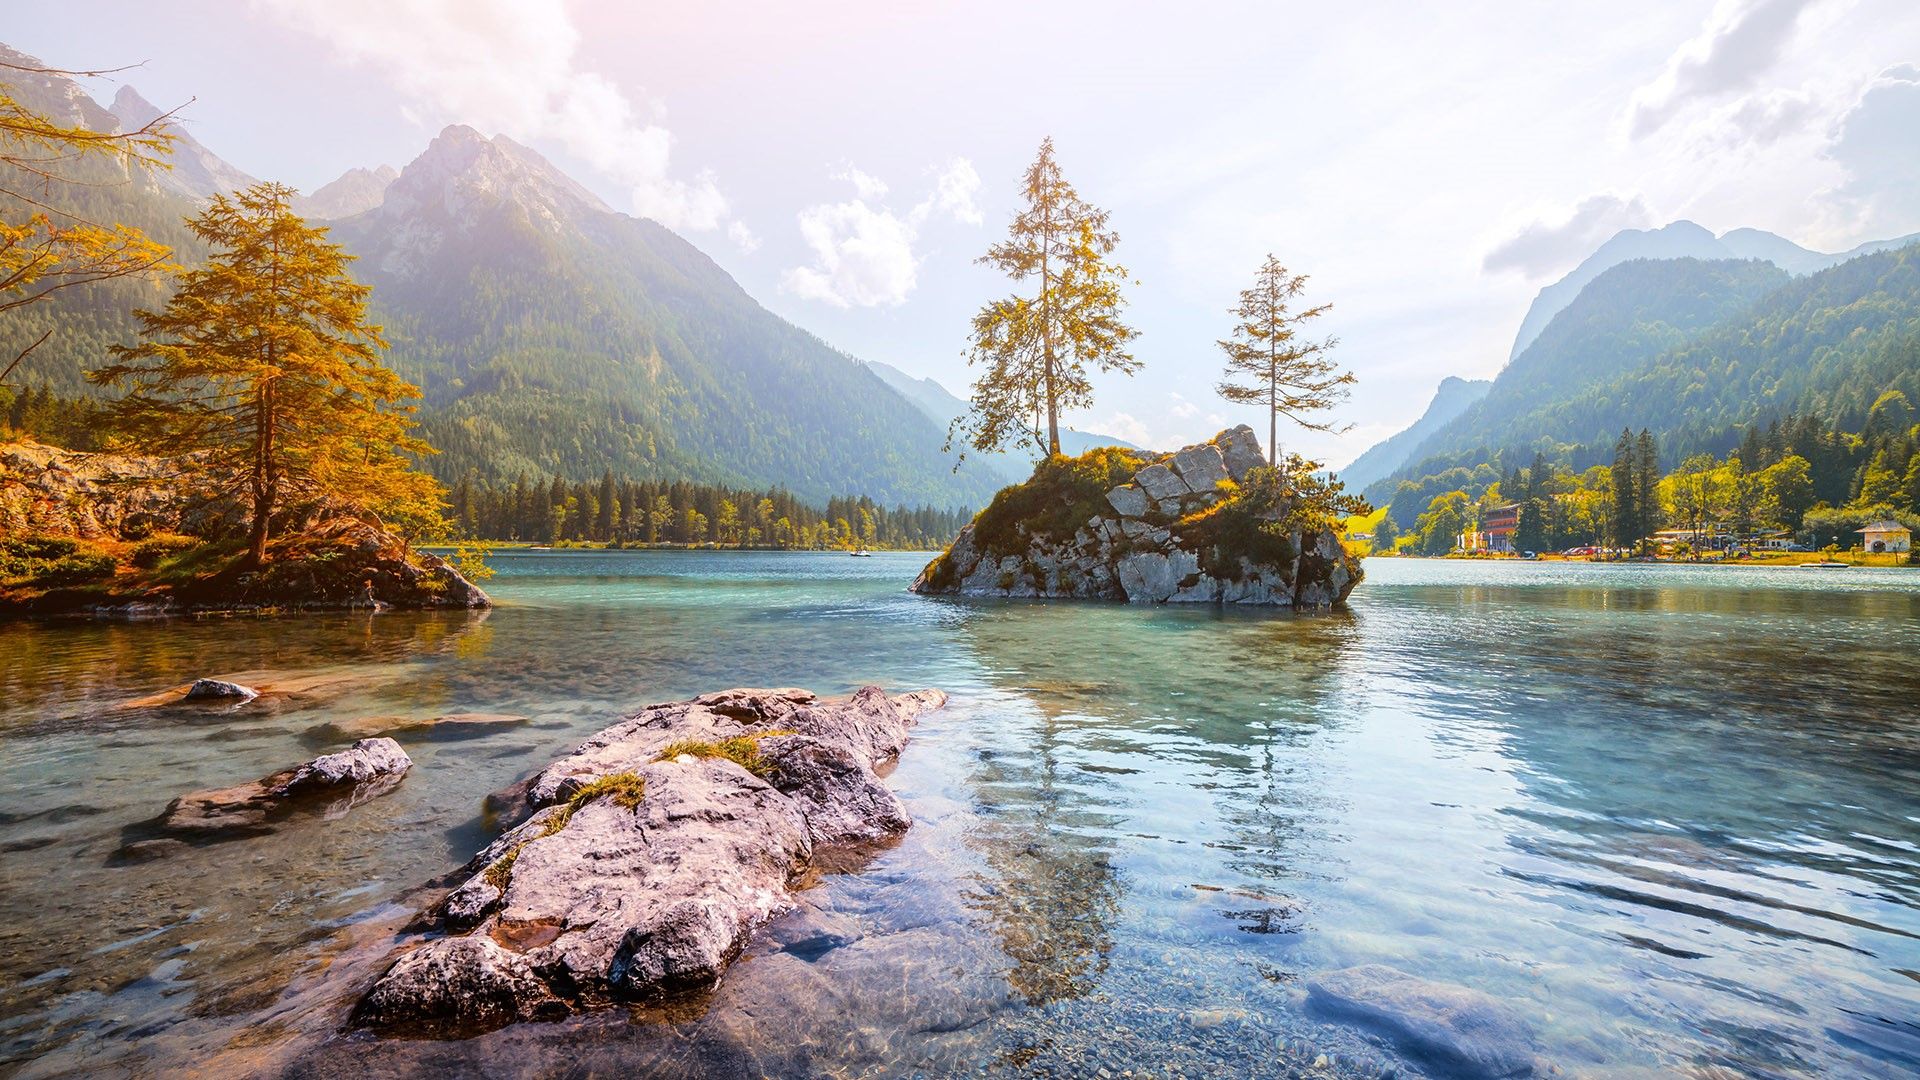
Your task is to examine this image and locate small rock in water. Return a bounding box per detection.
[184,678,257,702]
[1305,964,1534,1079]
[122,737,413,852]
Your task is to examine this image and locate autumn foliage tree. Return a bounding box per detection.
[91,182,441,563]
[1216,254,1351,468]
[954,137,1138,459]
[1,56,178,384]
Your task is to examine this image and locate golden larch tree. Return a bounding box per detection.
[1,56,177,381]
[954,137,1138,459]
[91,182,441,564]
[1216,254,1352,468]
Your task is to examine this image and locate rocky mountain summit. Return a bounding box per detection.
[912,426,1362,608]
[353,685,946,1032]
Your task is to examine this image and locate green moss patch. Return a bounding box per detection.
[968,446,1150,559]
[654,730,796,779]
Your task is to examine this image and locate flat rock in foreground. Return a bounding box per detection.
[353,685,947,1033]
[1305,964,1536,1079]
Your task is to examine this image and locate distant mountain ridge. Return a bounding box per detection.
[324,124,1005,505]
[1337,376,1490,492]
[1506,220,1920,360]
[1371,241,1920,514]
[295,164,397,219]
[865,360,1138,481]
[107,85,258,201]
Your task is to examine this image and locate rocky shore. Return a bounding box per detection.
[0,439,489,616]
[352,685,946,1032]
[911,426,1361,607]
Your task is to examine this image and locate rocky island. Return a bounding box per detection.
[353,685,946,1032]
[911,426,1362,607]
[0,440,489,616]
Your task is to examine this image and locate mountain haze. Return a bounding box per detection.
[1506,220,1920,360]
[865,360,1138,482]
[107,85,258,201]
[326,125,1003,505]
[1338,376,1490,492]
[295,164,397,219]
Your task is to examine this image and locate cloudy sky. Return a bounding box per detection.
[12,1,1920,465]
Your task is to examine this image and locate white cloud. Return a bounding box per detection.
[727,220,762,253]
[253,0,729,230]
[1169,392,1200,419]
[1482,194,1654,278]
[781,158,983,308]
[1710,87,1822,148]
[835,164,890,200]
[782,200,922,308]
[1627,0,1823,139]
[1097,412,1154,447]
[916,158,983,226]
[1823,64,1920,231]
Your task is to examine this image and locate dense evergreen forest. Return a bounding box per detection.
[447,472,968,549]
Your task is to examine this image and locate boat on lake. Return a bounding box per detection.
[1797,560,1850,569]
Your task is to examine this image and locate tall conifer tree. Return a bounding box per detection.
[1215,254,1350,467]
[954,138,1138,458]
[91,182,439,563]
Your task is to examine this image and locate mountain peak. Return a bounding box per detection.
[294,164,399,220]
[109,84,164,129]
[382,125,611,224]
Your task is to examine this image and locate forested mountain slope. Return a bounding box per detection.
[325,126,1002,505]
[1367,257,1789,499]
[1375,242,1920,512]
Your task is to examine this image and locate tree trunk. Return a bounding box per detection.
[249,377,276,566]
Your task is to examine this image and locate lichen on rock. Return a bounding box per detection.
[911,425,1362,608]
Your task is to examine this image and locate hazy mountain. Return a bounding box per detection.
[325,125,1005,506]
[1376,241,1920,516]
[866,360,1139,481]
[295,164,397,219]
[1338,375,1490,492]
[1372,256,1789,501]
[1506,220,1920,360]
[108,85,258,201]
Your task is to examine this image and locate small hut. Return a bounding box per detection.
[1856,520,1912,554]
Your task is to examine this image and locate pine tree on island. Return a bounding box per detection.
[90,182,442,565]
[951,137,1138,460]
[1214,254,1352,473]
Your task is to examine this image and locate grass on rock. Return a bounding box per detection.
[654,730,796,779]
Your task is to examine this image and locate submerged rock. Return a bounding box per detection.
[127,737,412,848]
[353,685,947,1033]
[184,678,257,702]
[911,425,1362,608]
[1305,964,1535,1079]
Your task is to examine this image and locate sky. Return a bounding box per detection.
[10,0,1920,467]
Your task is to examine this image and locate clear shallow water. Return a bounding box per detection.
[1,552,1917,1078]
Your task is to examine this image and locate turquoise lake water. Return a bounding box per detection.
[0,552,1916,1078]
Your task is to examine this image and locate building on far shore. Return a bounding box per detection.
[1468,504,1519,553]
[1856,520,1912,554]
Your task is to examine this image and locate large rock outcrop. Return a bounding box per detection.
[353,686,947,1033]
[911,426,1361,607]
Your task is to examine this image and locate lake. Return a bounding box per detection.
[1,552,1917,1078]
